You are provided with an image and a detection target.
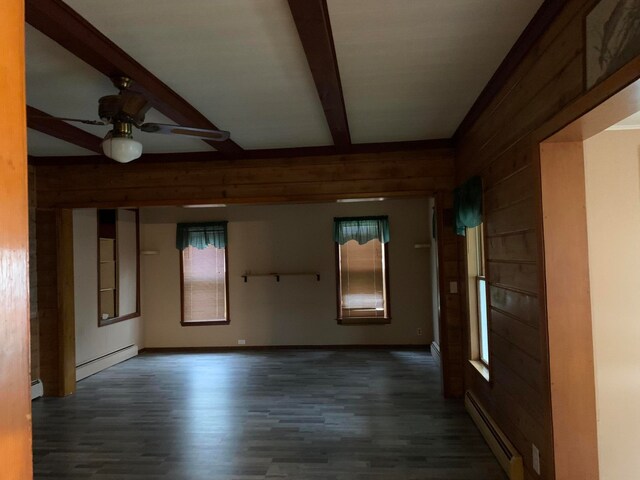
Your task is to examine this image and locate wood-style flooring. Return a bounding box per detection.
[32,349,506,479]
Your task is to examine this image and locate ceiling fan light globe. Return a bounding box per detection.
[101,137,143,163]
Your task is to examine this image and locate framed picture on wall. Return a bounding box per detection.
[585,0,640,89]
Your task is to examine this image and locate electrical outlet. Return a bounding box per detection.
[237,339,246,345]
[417,328,423,336]
[532,444,540,475]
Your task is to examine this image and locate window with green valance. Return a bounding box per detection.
[454,176,483,236]
[333,216,390,245]
[176,222,228,250]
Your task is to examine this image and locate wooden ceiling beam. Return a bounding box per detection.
[25,0,243,154]
[288,0,351,147]
[29,138,453,166]
[27,106,103,154]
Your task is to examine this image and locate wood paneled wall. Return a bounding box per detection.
[435,193,464,397]
[36,208,76,397]
[33,148,454,208]
[0,0,33,476]
[456,1,639,479]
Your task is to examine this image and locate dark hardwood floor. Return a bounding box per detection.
[32,349,505,479]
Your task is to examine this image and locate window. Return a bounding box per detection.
[178,222,229,325]
[334,216,390,325]
[467,222,490,374]
[97,208,140,327]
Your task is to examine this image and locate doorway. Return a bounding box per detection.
[540,78,640,480]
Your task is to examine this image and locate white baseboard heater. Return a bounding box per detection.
[31,379,44,400]
[76,344,138,381]
[430,342,441,363]
[465,391,524,480]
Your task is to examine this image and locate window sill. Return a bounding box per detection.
[99,312,140,327]
[337,317,391,326]
[469,359,490,382]
[181,319,230,327]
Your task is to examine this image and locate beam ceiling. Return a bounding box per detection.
[27,106,102,154]
[288,0,351,147]
[25,0,243,154]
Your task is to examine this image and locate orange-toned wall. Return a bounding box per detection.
[0,0,34,478]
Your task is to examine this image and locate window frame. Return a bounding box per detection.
[179,243,230,327]
[466,222,491,380]
[334,240,391,326]
[97,208,141,328]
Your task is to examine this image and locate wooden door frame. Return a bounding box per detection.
[537,70,640,480]
[0,0,33,477]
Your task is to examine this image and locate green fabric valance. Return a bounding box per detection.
[176,222,228,250]
[454,176,483,236]
[333,216,390,245]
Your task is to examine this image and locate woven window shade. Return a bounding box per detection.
[339,239,386,318]
[182,245,226,322]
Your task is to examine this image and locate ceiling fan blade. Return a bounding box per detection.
[138,123,230,141]
[29,115,107,126]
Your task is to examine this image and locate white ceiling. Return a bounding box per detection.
[327,0,543,143]
[26,0,542,156]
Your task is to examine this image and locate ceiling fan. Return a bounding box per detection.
[36,76,230,163]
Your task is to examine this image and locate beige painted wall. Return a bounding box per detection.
[73,209,143,365]
[141,198,433,347]
[584,129,640,480]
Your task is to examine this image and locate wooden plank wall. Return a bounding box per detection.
[435,193,465,397]
[36,208,76,397]
[455,1,638,479]
[0,0,33,476]
[33,148,454,208]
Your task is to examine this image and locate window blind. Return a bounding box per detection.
[339,239,386,318]
[182,245,227,323]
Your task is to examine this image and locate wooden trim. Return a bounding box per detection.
[539,141,599,480]
[336,317,392,326]
[288,0,351,147]
[334,242,341,321]
[384,242,391,320]
[140,344,430,354]
[99,312,140,327]
[544,75,640,143]
[0,1,32,473]
[179,239,230,326]
[25,0,242,153]
[57,209,77,396]
[27,105,102,153]
[98,209,141,327]
[454,0,568,140]
[537,55,640,143]
[28,139,453,166]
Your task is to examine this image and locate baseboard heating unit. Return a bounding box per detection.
[31,379,44,400]
[465,391,524,480]
[430,342,441,364]
[76,344,138,381]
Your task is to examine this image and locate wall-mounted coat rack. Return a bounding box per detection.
[241,272,320,283]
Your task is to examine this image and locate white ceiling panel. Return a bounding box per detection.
[27,129,96,157]
[25,25,213,156]
[326,0,543,143]
[63,0,333,150]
